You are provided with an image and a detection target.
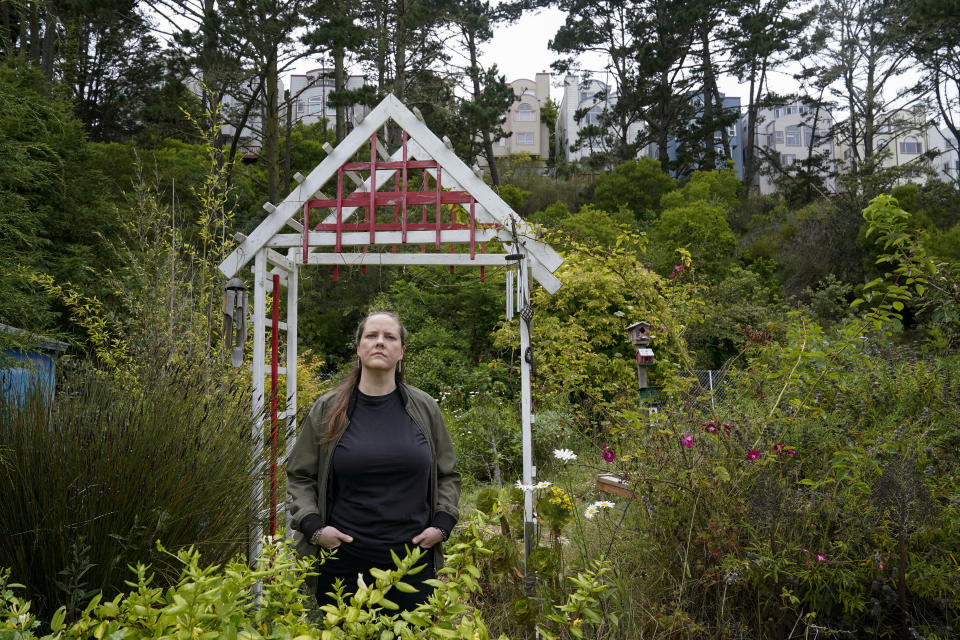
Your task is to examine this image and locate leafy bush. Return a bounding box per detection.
[592,158,676,225]
[0,362,255,617]
[1,519,506,640]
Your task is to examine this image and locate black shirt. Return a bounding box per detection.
[327,388,431,565]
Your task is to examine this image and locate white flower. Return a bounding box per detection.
[553,448,577,462]
[556,535,570,545]
[534,481,553,489]
[515,479,534,492]
[594,500,615,510]
[584,505,598,519]
[613,310,625,317]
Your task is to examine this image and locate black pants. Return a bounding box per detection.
[315,547,436,612]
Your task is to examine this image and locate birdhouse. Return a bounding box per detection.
[637,347,655,366]
[626,321,651,346]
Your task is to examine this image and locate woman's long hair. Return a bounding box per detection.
[321,311,407,446]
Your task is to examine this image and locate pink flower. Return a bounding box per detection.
[816,553,826,562]
[602,446,616,462]
[746,449,761,461]
[702,421,718,434]
[674,265,685,271]
[681,432,694,448]
[786,449,796,457]
[772,442,785,453]
[722,423,732,433]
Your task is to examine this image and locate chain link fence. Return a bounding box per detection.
[682,368,741,411]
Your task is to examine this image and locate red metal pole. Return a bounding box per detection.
[401,132,408,244]
[269,273,280,537]
[420,175,427,253]
[435,167,442,250]
[469,198,476,259]
[369,134,377,244]
[335,166,343,283]
[480,243,486,282]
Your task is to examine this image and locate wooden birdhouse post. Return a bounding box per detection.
[626,321,655,394]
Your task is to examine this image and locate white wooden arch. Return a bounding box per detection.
[218,93,563,569]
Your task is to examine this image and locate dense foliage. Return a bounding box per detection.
[2,3,960,636]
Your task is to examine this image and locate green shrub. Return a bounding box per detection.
[0,362,255,617]
[1,519,506,640]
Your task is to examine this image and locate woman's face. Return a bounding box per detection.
[357,314,406,373]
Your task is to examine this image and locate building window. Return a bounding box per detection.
[515,103,536,122]
[586,106,603,126]
[786,126,801,146]
[308,96,324,115]
[774,130,784,145]
[516,132,534,145]
[774,107,782,118]
[899,136,922,154]
[781,153,797,166]
[726,125,737,138]
[297,101,304,113]
[496,137,506,146]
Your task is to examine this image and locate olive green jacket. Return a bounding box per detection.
[286,383,460,568]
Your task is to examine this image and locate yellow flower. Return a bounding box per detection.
[547,486,574,512]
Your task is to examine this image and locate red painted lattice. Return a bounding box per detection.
[301,132,500,282]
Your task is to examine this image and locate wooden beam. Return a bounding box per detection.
[306,252,511,266]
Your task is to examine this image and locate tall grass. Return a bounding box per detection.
[0,360,259,616]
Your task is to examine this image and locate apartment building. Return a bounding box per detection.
[649,93,744,178]
[287,68,370,130]
[492,73,551,160]
[749,102,840,193]
[851,107,959,184]
[556,73,642,164]
[748,103,959,193]
[216,78,283,160]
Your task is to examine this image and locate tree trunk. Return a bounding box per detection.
[656,73,671,174]
[700,19,717,171]
[263,50,281,204]
[28,1,41,62]
[334,45,346,142]
[1,1,13,57]
[40,7,56,82]
[284,88,292,195]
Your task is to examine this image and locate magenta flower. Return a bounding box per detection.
[702,421,718,434]
[772,442,785,454]
[602,446,616,462]
[816,553,826,562]
[722,423,733,433]
[681,432,694,448]
[746,449,761,461]
[786,449,796,457]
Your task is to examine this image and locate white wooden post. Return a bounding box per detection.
[518,255,536,572]
[250,250,267,566]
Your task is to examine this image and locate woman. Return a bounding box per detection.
[286,311,460,610]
